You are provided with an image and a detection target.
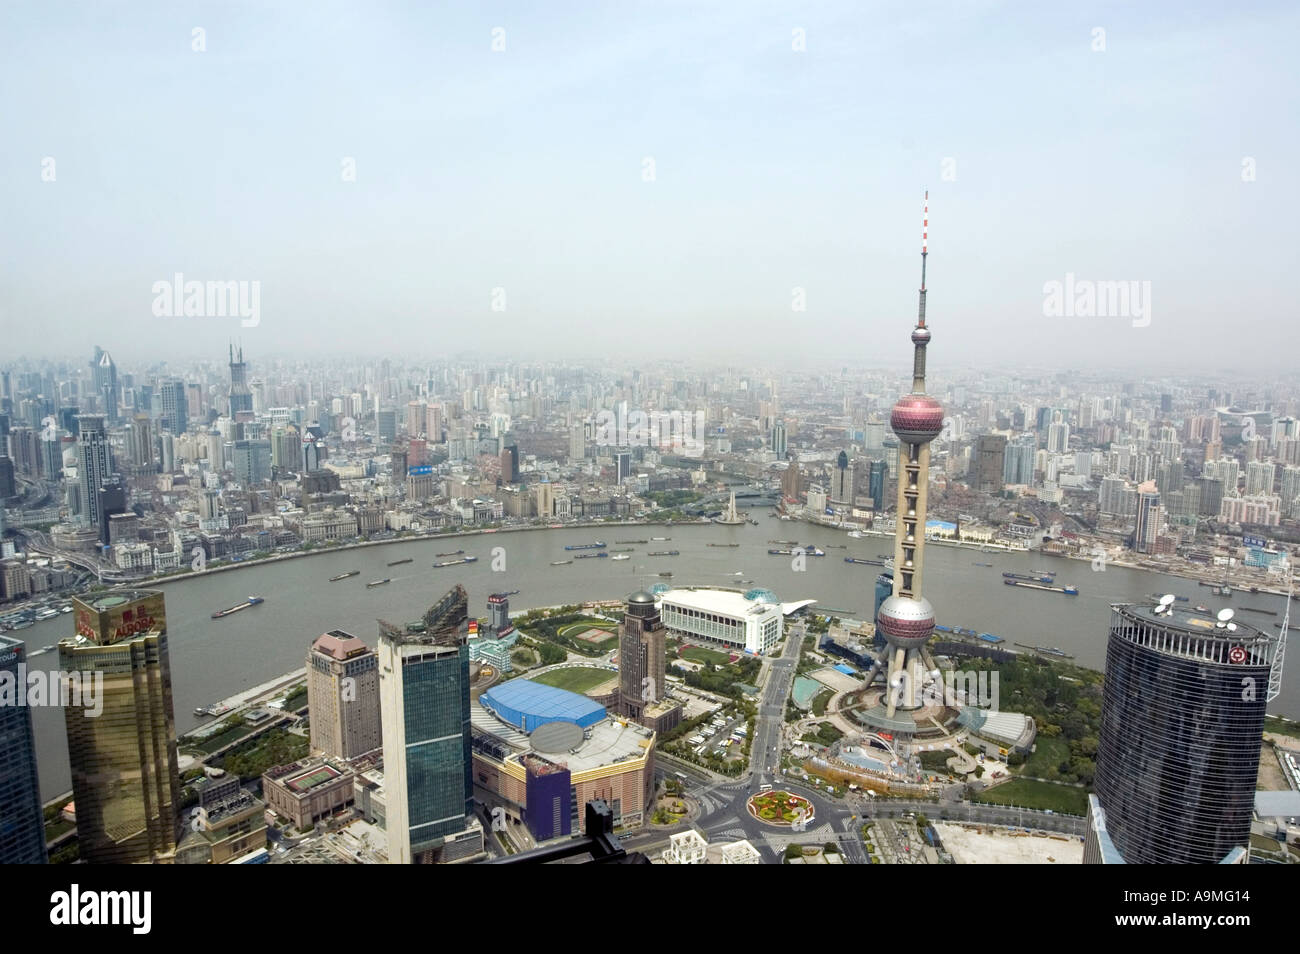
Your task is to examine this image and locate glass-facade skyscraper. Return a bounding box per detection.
[379,585,475,864]
[1086,602,1278,864]
[0,635,48,863]
[60,590,181,864]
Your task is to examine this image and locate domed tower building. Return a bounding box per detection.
[618,590,667,723]
[871,193,946,721]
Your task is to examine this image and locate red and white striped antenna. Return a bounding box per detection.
[922,190,929,256]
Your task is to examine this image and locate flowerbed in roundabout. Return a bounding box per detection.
[746,790,814,826]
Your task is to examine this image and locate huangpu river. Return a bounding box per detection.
[20,518,1299,799]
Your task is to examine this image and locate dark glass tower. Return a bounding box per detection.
[0,636,48,863]
[379,585,474,864]
[1089,603,1278,864]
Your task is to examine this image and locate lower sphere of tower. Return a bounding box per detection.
[876,595,936,649]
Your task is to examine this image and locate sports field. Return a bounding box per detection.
[529,666,618,694]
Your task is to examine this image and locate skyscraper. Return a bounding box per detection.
[159,379,188,436]
[974,434,1007,494]
[0,635,48,863]
[619,590,667,722]
[60,590,181,864]
[1133,480,1161,553]
[307,631,382,761]
[75,414,112,534]
[868,459,888,512]
[227,344,253,421]
[1003,435,1036,486]
[92,347,118,424]
[1046,415,1070,454]
[1086,601,1279,863]
[781,459,801,501]
[871,192,946,719]
[378,586,477,864]
[128,413,154,472]
[377,409,397,444]
[232,438,272,486]
[770,419,787,457]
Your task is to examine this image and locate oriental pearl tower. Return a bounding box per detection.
[875,192,945,720]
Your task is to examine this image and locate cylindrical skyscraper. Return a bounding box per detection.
[875,193,945,718]
[1086,601,1279,864]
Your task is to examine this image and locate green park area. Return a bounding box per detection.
[972,777,1088,816]
[557,619,619,650]
[529,666,617,694]
[680,645,733,666]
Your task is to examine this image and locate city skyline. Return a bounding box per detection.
[1,1,1298,882]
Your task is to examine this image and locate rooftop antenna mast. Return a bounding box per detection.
[1268,562,1292,701]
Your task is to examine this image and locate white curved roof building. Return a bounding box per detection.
[655,586,805,654]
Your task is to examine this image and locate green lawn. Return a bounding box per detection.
[529,667,618,694]
[557,618,617,639]
[973,778,1088,815]
[191,722,258,755]
[811,687,833,717]
[1022,735,1071,777]
[680,646,733,667]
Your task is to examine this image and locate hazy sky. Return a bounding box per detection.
[2,1,1297,371]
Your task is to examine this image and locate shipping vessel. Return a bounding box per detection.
[194,702,234,717]
[387,557,413,566]
[550,560,573,566]
[565,542,607,551]
[575,552,607,560]
[434,557,478,568]
[649,550,680,556]
[844,557,885,566]
[1003,572,1054,583]
[367,579,391,588]
[330,571,360,581]
[211,596,265,619]
[1014,643,1072,658]
[436,550,464,558]
[1003,579,1077,595]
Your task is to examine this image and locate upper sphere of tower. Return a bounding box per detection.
[911,325,931,345]
[890,394,945,444]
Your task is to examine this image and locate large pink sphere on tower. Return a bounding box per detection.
[890,393,945,445]
[876,595,937,649]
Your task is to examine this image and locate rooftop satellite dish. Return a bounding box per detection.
[1227,622,1238,631]
[1160,594,1176,606]
[1216,608,1235,628]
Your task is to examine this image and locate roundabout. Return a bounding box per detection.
[746,790,814,828]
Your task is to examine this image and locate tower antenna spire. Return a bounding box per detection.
[918,190,928,327]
